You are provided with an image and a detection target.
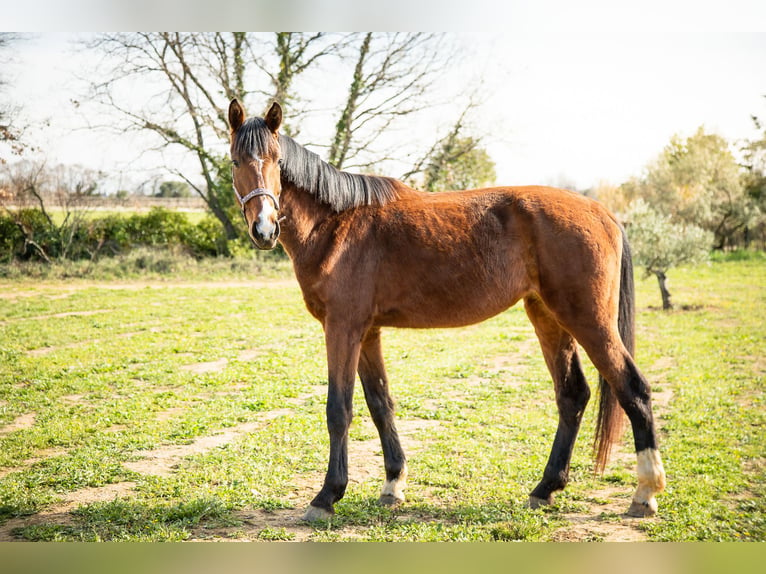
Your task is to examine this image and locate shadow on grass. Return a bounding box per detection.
[5,492,565,542]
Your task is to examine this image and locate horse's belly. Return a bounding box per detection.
[374,293,519,329]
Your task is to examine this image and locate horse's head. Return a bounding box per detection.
[228,99,283,250]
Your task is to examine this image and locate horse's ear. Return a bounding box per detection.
[228,99,246,133]
[265,102,282,134]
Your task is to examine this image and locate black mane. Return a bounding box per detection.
[233,118,399,212]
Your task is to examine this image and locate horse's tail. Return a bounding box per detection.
[594,227,634,472]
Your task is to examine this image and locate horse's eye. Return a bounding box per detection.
[232,160,240,168]
[277,158,283,166]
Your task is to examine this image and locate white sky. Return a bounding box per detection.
[2,15,765,193]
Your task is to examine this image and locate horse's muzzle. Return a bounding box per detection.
[251,218,280,250]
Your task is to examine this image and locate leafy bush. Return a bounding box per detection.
[0,207,231,263]
[0,213,24,263]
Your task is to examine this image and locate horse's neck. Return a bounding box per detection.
[278,183,334,259]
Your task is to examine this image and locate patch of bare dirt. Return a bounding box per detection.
[124,387,326,477]
[26,330,150,357]
[1,309,112,326]
[236,350,262,362]
[180,358,229,374]
[0,279,299,301]
[0,412,37,435]
[649,356,677,374]
[0,448,71,480]
[652,387,673,413]
[550,486,651,542]
[740,354,766,376]
[153,407,186,423]
[743,457,764,475]
[123,421,264,476]
[190,508,315,541]
[61,394,88,405]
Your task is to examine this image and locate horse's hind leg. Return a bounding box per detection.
[524,296,591,507]
[564,323,666,517]
[591,349,666,517]
[358,328,408,506]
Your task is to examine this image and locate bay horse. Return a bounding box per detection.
[227,99,666,522]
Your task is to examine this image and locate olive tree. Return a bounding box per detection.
[625,199,712,310]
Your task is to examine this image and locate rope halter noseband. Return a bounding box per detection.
[236,187,280,213]
[232,157,281,217]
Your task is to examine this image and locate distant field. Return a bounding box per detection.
[0,259,763,541]
[41,200,208,225]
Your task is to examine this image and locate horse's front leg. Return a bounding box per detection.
[302,319,364,521]
[358,327,407,506]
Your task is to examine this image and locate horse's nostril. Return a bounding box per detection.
[251,221,267,241]
[252,219,280,243]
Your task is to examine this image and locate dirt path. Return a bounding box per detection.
[0,412,37,435]
[0,279,299,301]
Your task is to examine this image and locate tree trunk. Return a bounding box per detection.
[208,198,239,241]
[655,270,673,310]
[328,33,371,169]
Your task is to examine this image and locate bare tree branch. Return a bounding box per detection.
[327,33,455,171]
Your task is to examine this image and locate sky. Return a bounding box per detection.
[2,4,766,193]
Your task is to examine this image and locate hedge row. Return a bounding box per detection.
[0,208,231,263]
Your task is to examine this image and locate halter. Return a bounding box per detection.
[231,158,281,215]
[236,187,280,212]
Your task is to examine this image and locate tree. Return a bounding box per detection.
[625,199,712,310]
[256,33,342,137]
[0,33,23,159]
[624,127,756,249]
[88,33,346,242]
[591,180,631,215]
[421,136,496,192]
[327,33,451,170]
[402,102,496,192]
[156,180,191,198]
[0,160,104,261]
[740,98,766,247]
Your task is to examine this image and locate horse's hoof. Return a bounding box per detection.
[527,495,552,509]
[302,505,334,522]
[379,493,404,507]
[626,498,658,518]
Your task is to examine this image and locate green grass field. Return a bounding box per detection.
[0,258,763,541]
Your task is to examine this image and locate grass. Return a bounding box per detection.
[0,256,763,541]
[0,247,292,281]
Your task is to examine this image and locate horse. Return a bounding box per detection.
[226,99,666,522]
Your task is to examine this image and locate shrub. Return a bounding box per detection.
[0,213,24,263]
[0,207,271,267]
